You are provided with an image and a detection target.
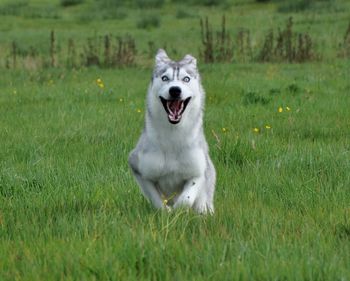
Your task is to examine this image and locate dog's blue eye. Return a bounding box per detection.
[183,76,190,83]
[161,76,169,82]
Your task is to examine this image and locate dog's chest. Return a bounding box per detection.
[138,146,206,182]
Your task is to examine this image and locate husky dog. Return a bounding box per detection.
[128,49,216,214]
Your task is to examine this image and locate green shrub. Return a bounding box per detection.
[94,0,164,9]
[0,1,60,18]
[242,91,271,106]
[176,8,192,19]
[172,0,226,6]
[134,0,165,8]
[78,8,127,21]
[277,0,312,12]
[200,0,226,6]
[0,1,28,16]
[60,0,84,7]
[276,0,339,13]
[94,0,126,8]
[136,14,160,29]
[22,5,61,19]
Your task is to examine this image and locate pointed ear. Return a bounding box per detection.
[155,49,170,66]
[181,54,197,68]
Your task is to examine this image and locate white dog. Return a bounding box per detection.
[128,49,216,214]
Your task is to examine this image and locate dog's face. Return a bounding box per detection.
[150,49,202,125]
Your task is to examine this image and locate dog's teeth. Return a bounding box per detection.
[180,102,184,113]
[163,98,189,124]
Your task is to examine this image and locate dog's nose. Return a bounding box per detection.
[169,86,182,99]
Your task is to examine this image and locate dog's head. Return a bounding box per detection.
[149,49,202,125]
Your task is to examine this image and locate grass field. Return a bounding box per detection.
[1,0,350,280]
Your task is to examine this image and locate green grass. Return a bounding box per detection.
[1,0,350,280]
[1,62,350,280]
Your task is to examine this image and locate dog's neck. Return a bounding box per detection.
[145,111,204,150]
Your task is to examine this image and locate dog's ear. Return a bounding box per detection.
[155,49,170,66]
[181,54,197,68]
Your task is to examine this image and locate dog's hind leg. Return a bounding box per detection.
[193,159,216,214]
[173,176,204,210]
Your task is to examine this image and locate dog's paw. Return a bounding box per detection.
[195,204,214,215]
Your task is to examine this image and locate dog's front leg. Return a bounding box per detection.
[173,177,203,210]
[133,173,165,209]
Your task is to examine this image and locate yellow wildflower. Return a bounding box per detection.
[137,109,142,113]
[96,78,105,89]
[278,107,283,113]
[286,106,291,111]
[265,125,271,129]
[222,127,227,133]
[253,128,259,133]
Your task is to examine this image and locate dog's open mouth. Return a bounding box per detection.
[160,97,191,124]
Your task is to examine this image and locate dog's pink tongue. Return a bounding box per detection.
[168,100,182,115]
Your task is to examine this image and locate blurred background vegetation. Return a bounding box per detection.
[0,0,349,69]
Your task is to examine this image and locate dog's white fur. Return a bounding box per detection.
[128,49,216,214]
